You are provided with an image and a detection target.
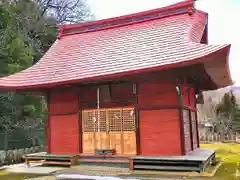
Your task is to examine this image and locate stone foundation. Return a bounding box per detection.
[0,146,44,165]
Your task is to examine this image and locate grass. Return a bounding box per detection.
[0,171,41,180]
[198,143,240,180]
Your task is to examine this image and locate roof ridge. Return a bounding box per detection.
[58,0,195,39]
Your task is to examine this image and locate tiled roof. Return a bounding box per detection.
[0,1,232,90]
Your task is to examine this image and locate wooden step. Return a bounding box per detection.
[80,154,133,158]
[133,160,200,165]
[43,161,71,166]
[80,159,129,163]
[134,165,200,171]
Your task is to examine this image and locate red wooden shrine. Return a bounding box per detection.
[0,0,232,157]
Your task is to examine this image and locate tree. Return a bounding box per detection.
[0,0,93,148]
[8,0,58,64]
[8,0,94,64]
[0,2,41,131]
[197,96,217,121]
[0,2,34,75]
[38,0,94,24]
[215,91,240,138]
[215,91,238,121]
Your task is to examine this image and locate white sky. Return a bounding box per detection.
[87,0,240,86]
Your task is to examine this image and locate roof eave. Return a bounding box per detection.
[0,45,232,92]
[203,44,233,90]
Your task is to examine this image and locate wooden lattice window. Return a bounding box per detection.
[82,110,95,132]
[82,108,136,132]
[108,109,122,132]
[82,110,107,132]
[99,110,107,131]
[122,109,136,131]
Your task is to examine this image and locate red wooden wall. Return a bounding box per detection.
[46,81,199,156]
[138,83,182,156]
[139,109,182,156]
[47,83,135,154]
[48,89,80,154]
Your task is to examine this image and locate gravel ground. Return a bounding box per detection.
[24,175,182,180]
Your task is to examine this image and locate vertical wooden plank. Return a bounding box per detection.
[191,111,198,149]
[182,109,191,153]
[78,95,82,154]
[83,132,95,154]
[129,159,134,170]
[187,87,194,151]
[99,109,102,149]
[106,109,110,149]
[120,108,124,155]
[195,111,200,148]
[189,109,194,151]
[46,91,51,153]
[82,110,84,153]
[176,83,185,155]
[134,83,140,155]
[123,131,137,155]
[93,110,97,151]
[194,92,200,148]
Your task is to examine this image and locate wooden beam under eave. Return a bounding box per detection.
[173,63,218,91]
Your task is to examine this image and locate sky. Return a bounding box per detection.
[87,0,240,86]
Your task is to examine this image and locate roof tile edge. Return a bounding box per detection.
[57,0,194,39]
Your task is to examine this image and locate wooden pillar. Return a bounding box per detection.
[187,86,194,150]
[78,94,83,153]
[194,90,200,148]
[129,159,134,170]
[175,82,185,155]
[133,83,141,155]
[195,110,200,148]
[46,91,51,153]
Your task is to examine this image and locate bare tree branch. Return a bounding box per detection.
[37,0,94,24]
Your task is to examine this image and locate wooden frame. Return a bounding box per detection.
[187,87,194,151]
[46,91,51,153]
[81,107,137,155]
[134,83,141,155]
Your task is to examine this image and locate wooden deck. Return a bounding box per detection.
[22,148,215,172]
[23,152,79,167]
[129,148,216,172]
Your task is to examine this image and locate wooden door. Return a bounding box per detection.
[82,108,137,155]
[82,109,108,153]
